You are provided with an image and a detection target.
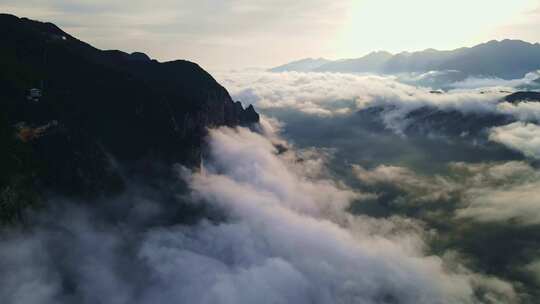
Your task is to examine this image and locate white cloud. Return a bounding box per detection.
[353,160,540,225]
[457,180,540,224]
[489,122,540,159]
[453,161,540,224]
[220,70,506,116]
[0,126,522,303]
[497,102,540,122]
[448,71,540,89]
[352,164,459,204]
[168,127,518,303]
[218,70,540,135]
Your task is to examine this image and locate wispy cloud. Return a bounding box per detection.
[489,122,540,159]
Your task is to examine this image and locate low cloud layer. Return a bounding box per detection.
[489,122,540,159]
[220,71,506,116]
[397,70,540,90]
[216,69,540,300]
[0,126,520,304]
[2,70,538,302]
[447,71,540,90]
[353,161,540,225]
[219,71,540,136]
[179,127,516,303]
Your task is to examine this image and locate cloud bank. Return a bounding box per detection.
[219,71,540,137]
[489,122,540,159]
[353,160,540,226]
[177,127,516,303]
[216,69,540,299]
[0,126,520,304]
[220,71,507,117]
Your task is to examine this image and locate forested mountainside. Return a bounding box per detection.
[0,14,259,222]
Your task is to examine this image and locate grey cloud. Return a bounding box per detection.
[179,127,516,303]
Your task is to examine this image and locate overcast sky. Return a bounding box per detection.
[2,0,540,70]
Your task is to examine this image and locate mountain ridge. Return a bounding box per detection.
[0,13,259,222]
[272,39,540,79]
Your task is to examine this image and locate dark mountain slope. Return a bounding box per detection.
[0,14,259,220]
[503,91,540,104]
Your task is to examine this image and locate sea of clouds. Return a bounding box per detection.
[0,123,520,304]
[2,69,540,304]
[218,70,540,159]
[216,69,540,301]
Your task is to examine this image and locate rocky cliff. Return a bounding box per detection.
[0,14,259,221]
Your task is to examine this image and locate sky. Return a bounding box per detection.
[1,0,540,70]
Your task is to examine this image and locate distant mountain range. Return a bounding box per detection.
[270,58,332,73]
[271,40,540,79]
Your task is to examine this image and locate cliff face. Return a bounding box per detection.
[0,14,259,211]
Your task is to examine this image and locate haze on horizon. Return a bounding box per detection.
[1,0,540,71]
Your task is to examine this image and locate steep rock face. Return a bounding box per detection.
[0,14,259,203]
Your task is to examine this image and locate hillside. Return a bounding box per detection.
[0,14,259,222]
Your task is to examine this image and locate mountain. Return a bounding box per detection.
[269,58,331,72]
[313,51,393,73]
[0,14,259,222]
[273,40,540,79]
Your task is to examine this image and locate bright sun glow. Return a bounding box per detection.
[336,0,538,58]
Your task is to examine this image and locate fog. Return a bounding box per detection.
[0,124,521,304]
[217,70,540,302]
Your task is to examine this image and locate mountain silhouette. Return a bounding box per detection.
[273,40,540,79]
[0,14,259,221]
